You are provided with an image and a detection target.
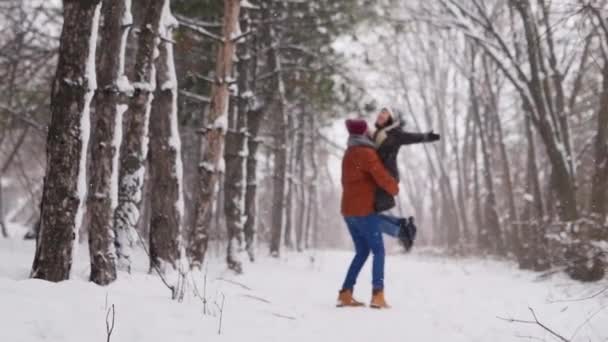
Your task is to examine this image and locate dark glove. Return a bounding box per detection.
[426,131,440,142]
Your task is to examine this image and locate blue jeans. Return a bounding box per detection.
[377,214,402,238]
[342,214,386,291]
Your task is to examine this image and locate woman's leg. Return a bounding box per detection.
[341,217,371,291]
[376,214,402,238]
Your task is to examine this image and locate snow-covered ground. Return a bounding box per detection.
[1,237,607,342]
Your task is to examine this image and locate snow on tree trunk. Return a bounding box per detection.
[264,1,288,258]
[223,105,246,274]
[148,0,184,273]
[189,0,241,269]
[243,108,263,262]
[31,0,101,282]
[88,0,132,286]
[223,7,255,273]
[511,0,578,222]
[113,0,164,272]
[239,7,262,263]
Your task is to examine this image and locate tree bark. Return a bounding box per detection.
[295,112,307,252]
[189,0,241,269]
[518,110,548,271]
[469,56,503,254]
[88,0,132,286]
[512,0,578,221]
[113,0,164,272]
[243,108,263,261]
[263,1,288,257]
[590,64,608,221]
[223,63,248,274]
[283,114,296,250]
[31,0,101,282]
[148,1,184,273]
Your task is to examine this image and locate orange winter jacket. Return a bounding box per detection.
[341,145,399,217]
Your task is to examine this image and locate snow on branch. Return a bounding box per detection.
[179,89,211,103]
[176,14,223,42]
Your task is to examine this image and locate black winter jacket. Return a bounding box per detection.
[372,121,431,212]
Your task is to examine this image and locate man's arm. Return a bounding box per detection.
[361,149,399,196]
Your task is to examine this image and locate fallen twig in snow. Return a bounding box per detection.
[216,277,252,290]
[548,286,608,303]
[270,312,297,321]
[105,304,115,342]
[217,293,226,335]
[241,294,271,304]
[569,303,608,341]
[497,307,570,342]
[514,334,546,341]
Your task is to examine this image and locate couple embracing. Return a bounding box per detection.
[337,108,440,309]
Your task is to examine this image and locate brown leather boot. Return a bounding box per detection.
[336,289,365,307]
[370,289,390,309]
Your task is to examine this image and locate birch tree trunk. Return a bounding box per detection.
[88,0,132,286]
[148,0,184,272]
[189,0,241,269]
[113,0,164,272]
[31,0,101,282]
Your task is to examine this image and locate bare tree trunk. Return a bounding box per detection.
[494,105,519,255]
[512,0,578,221]
[189,0,241,269]
[305,112,319,249]
[113,0,164,272]
[223,76,247,274]
[243,109,263,261]
[590,64,608,221]
[0,185,7,238]
[520,113,549,271]
[472,126,484,250]
[147,1,183,272]
[283,114,296,250]
[0,126,29,238]
[295,113,306,252]
[469,55,504,255]
[31,0,101,282]
[88,0,132,286]
[264,1,288,257]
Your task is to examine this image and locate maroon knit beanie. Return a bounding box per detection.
[345,119,368,135]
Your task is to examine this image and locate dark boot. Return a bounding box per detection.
[398,217,417,252]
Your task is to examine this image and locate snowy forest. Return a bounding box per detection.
[1,0,607,341]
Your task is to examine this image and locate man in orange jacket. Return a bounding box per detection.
[337,119,399,309]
